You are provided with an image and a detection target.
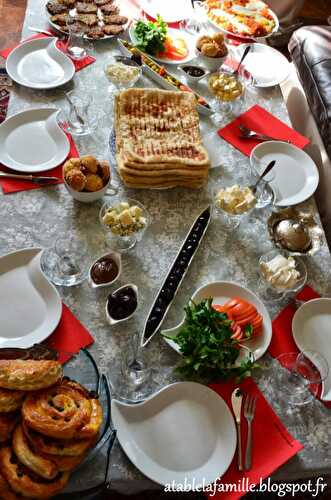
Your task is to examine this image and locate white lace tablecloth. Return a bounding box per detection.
[2,0,331,492]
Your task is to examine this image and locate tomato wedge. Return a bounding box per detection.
[212,304,233,320]
[159,37,188,61]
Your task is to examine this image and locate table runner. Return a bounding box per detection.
[2,0,331,490]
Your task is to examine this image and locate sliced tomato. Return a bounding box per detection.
[231,323,243,340]
[159,37,188,61]
[212,304,233,320]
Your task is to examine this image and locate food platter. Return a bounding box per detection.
[0,248,62,348]
[205,0,279,41]
[6,37,75,89]
[112,381,236,487]
[0,107,70,173]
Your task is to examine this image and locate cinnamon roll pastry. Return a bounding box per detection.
[0,388,25,413]
[0,447,70,499]
[0,360,62,391]
[13,425,58,480]
[22,379,102,440]
[0,472,20,500]
[40,452,86,472]
[0,413,18,443]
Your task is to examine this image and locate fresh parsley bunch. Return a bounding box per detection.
[133,15,168,55]
[164,298,258,381]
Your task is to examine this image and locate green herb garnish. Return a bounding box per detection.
[133,15,168,55]
[164,298,258,381]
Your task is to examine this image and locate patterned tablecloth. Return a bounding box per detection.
[1,0,331,493]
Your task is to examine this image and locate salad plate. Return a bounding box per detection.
[6,37,75,89]
[111,381,236,487]
[0,107,70,172]
[292,299,331,401]
[129,25,196,65]
[0,248,62,348]
[162,281,272,364]
[250,142,319,207]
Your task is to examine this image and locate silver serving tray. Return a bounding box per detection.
[141,206,211,346]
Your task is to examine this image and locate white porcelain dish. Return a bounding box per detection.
[292,298,331,401]
[234,43,290,87]
[0,108,70,173]
[250,141,319,207]
[162,281,272,364]
[88,251,122,289]
[64,176,118,203]
[0,248,62,348]
[139,0,193,23]
[129,26,196,65]
[6,37,75,89]
[111,381,236,487]
[105,283,138,325]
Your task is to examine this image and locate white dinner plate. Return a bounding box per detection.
[6,37,75,90]
[129,26,196,65]
[0,107,70,173]
[139,0,193,23]
[250,141,319,207]
[0,248,62,348]
[292,299,331,402]
[112,381,236,487]
[162,281,272,364]
[235,43,290,87]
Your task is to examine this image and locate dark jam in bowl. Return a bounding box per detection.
[107,286,137,320]
[182,65,205,77]
[91,256,119,285]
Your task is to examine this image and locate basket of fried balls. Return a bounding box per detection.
[196,32,228,70]
[63,155,112,202]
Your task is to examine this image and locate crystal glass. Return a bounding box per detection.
[258,249,307,303]
[99,198,150,252]
[209,69,248,125]
[66,16,91,60]
[276,351,329,406]
[63,90,98,136]
[104,56,142,95]
[40,235,91,286]
[249,155,276,209]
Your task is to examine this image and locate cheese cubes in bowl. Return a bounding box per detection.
[100,200,149,237]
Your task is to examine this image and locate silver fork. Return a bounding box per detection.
[244,394,257,470]
[239,124,291,144]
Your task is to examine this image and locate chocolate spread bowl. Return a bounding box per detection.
[105,283,138,325]
[88,251,122,289]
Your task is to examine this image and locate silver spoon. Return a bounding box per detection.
[250,160,276,194]
[64,92,85,127]
[233,45,251,75]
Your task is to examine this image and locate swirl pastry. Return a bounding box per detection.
[0,447,70,499]
[22,379,102,440]
[0,388,25,413]
[0,473,20,500]
[0,360,62,391]
[0,413,19,443]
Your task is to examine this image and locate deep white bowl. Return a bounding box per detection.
[195,47,227,72]
[64,176,118,203]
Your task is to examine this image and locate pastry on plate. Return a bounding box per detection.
[0,413,19,443]
[102,14,128,25]
[0,360,62,391]
[0,472,20,500]
[0,388,25,413]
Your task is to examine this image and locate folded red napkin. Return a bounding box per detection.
[0,132,79,194]
[0,34,96,71]
[206,378,303,500]
[46,304,94,364]
[218,104,310,157]
[270,285,331,407]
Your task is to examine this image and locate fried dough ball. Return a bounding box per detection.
[201,42,219,57]
[80,155,98,174]
[196,35,211,51]
[85,174,103,192]
[97,160,110,183]
[214,44,228,57]
[66,169,86,191]
[63,157,81,177]
[212,32,225,46]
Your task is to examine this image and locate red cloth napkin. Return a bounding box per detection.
[218,104,310,157]
[206,378,303,500]
[0,34,96,71]
[46,304,94,364]
[270,285,331,408]
[0,132,79,194]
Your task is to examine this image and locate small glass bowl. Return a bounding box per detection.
[258,249,307,303]
[99,198,150,252]
[104,56,142,91]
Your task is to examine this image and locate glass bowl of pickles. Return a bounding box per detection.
[208,69,247,122]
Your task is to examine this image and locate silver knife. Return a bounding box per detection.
[0,172,60,185]
[231,388,243,471]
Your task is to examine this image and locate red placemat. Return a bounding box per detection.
[0,34,96,71]
[46,304,94,364]
[206,378,303,500]
[0,132,79,194]
[270,285,331,408]
[217,104,310,157]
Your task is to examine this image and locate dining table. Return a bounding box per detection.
[1,0,331,495]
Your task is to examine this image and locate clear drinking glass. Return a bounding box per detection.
[277,351,329,406]
[249,156,276,209]
[64,91,98,136]
[258,249,307,303]
[66,17,89,60]
[40,235,91,286]
[180,1,210,35]
[209,70,247,126]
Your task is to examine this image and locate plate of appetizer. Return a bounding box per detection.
[162,281,272,379]
[112,381,236,487]
[205,0,279,41]
[117,39,212,115]
[46,0,129,40]
[129,16,196,65]
[6,37,75,89]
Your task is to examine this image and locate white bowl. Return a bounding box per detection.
[64,176,118,203]
[178,64,209,84]
[195,47,227,72]
[88,251,122,289]
[105,283,138,325]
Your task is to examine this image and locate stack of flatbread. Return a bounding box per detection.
[114,88,210,189]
